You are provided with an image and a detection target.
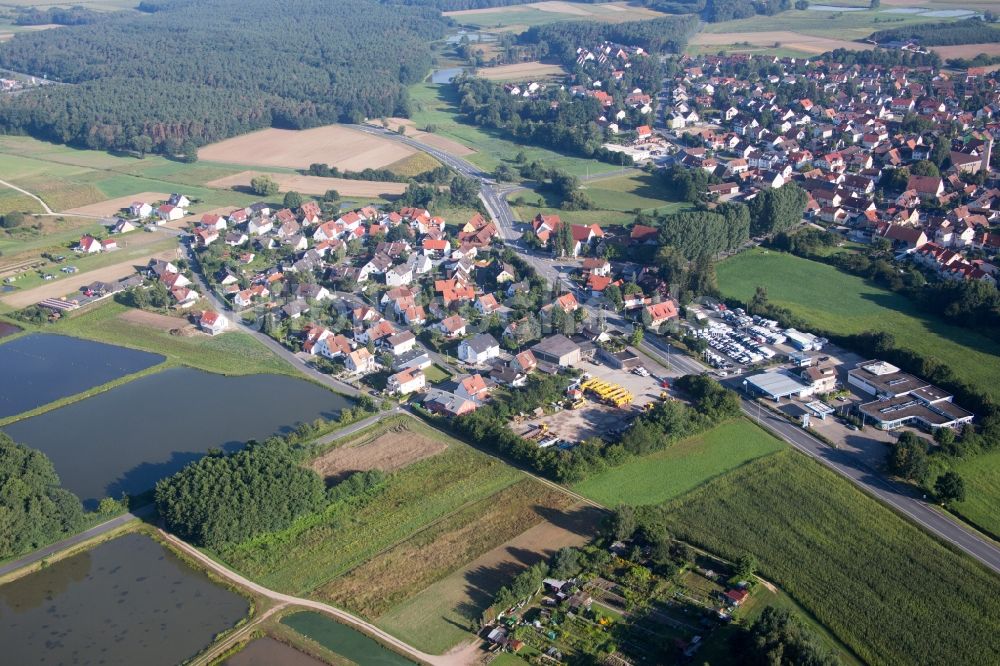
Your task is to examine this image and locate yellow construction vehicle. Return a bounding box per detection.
[579,378,634,408]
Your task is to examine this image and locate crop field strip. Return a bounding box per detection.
[218,420,528,595]
[661,450,1000,666]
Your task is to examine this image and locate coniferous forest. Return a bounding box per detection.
[0,0,447,153]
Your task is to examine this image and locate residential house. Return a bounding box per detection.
[388,368,426,395]
[456,373,491,402]
[458,333,500,364]
[439,315,467,338]
[198,310,229,335]
[346,347,376,375]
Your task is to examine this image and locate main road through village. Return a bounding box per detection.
[357,124,1000,575]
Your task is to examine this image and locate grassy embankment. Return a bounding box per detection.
[573,419,785,506]
[661,450,1000,666]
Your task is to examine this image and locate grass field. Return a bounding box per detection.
[317,478,574,616]
[512,171,692,226]
[935,449,1000,539]
[661,450,1000,666]
[716,249,1000,400]
[218,419,526,594]
[408,82,621,177]
[0,136,264,222]
[573,419,785,506]
[51,301,295,376]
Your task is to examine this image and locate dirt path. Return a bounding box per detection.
[1,247,178,308]
[158,529,480,666]
[0,178,54,215]
[0,178,102,218]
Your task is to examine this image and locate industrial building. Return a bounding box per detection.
[849,360,974,430]
[743,370,811,400]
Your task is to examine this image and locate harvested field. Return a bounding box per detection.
[931,43,1000,59]
[476,61,566,80]
[1,248,176,308]
[318,479,577,617]
[118,308,196,334]
[444,1,662,19]
[311,426,449,480]
[198,125,414,172]
[377,502,603,654]
[206,171,407,199]
[64,191,169,217]
[690,30,873,54]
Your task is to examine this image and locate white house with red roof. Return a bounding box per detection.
[77,234,102,253]
[198,310,229,335]
[645,299,679,329]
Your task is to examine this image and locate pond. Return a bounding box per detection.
[282,612,415,666]
[0,532,249,666]
[0,321,21,339]
[431,66,465,84]
[224,637,327,666]
[4,367,350,507]
[0,333,164,420]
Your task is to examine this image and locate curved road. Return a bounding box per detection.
[356,123,1000,574]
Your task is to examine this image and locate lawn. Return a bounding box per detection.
[52,301,295,376]
[407,82,621,178]
[511,171,692,227]
[716,249,1000,400]
[573,419,785,506]
[661,450,1000,666]
[218,419,525,595]
[937,449,1000,539]
[422,363,452,384]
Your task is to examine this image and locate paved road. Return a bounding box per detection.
[182,241,362,397]
[351,125,1000,575]
[0,504,154,578]
[638,338,1000,575]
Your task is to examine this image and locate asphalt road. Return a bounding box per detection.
[182,240,362,397]
[0,504,155,579]
[355,125,1000,575]
[638,338,1000,575]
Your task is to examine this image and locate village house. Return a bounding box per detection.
[387,367,426,395]
[198,310,229,335]
[458,333,500,364]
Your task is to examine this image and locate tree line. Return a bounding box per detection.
[438,373,742,483]
[0,432,85,561]
[868,18,1000,47]
[520,15,699,65]
[0,0,446,153]
[155,434,385,549]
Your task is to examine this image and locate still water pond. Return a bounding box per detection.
[4,367,349,506]
[0,321,21,339]
[282,612,415,666]
[0,333,163,419]
[224,637,327,666]
[0,532,248,666]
